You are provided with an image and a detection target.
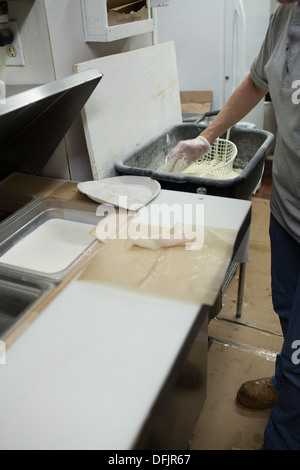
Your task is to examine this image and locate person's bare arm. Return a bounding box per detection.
[201,74,268,144]
[163,74,268,173]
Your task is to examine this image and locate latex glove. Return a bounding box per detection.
[161,135,211,173]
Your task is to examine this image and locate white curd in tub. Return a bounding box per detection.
[0,218,96,274]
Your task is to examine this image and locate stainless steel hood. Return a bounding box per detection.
[0,69,102,179]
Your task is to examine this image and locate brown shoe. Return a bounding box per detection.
[237,377,279,410]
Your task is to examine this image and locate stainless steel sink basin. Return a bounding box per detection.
[0,270,53,338]
[0,197,103,282]
[0,197,105,337]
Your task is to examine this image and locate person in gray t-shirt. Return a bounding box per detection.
[166,0,300,450]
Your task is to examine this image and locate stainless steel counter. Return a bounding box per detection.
[0,189,251,450]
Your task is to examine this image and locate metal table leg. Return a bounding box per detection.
[236,262,246,318]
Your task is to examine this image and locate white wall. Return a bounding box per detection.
[156,0,225,111]
[156,0,272,129]
[0,0,55,85]
[0,0,155,181]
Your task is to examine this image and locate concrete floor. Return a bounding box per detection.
[189,176,283,450]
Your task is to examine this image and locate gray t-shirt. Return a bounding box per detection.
[250,2,300,243]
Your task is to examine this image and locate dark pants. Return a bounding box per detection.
[263,214,300,449]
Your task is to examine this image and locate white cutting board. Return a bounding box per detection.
[73,42,182,180]
[0,281,200,450]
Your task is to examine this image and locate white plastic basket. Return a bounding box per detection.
[182,137,238,179]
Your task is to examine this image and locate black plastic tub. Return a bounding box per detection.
[115,124,274,200]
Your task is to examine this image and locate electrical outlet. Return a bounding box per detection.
[0,20,25,66]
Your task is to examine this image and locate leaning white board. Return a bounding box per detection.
[73,42,182,180]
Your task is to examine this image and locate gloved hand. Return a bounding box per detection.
[161,135,211,173]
